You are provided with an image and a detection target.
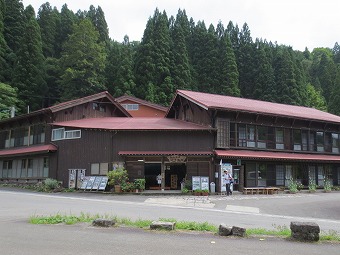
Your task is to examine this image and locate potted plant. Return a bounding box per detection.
[107,168,128,193]
[134,179,146,192]
[201,189,209,196]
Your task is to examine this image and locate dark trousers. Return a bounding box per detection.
[226,183,232,196]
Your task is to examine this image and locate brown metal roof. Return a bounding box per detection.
[0,144,57,157]
[175,90,340,124]
[52,117,214,131]
[119,151,213,156]
[215,149,340,162]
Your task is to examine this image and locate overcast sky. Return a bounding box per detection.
[22,0,339,51]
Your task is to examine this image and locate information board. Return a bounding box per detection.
[192,176,201,191]
[98,177,108,191]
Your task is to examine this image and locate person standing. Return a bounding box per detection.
[223,170,233,196]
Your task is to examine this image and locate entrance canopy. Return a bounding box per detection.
[215,149,340,162]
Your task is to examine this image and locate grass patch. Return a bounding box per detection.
[246,224,291,237]
[320,230,340,242]
[157,218,217,232]
[29,213,340,242]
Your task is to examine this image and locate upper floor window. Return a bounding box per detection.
[293,129,302,151]
[332,133,339,153]
[52,128,81,141]
[122,104,139,111]
[257,126,267,149]
[316,131,324,152]
[275,128,284,150]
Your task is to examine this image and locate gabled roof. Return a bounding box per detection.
[171,90,340,124]
[0,91,131,125]
[52,117,214,131]
[49,91,130,116]
[116,94,168,112]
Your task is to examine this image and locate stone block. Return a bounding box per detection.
[92,218,115,227]
[232,226,246,237]
[150,221,176,231]
[218,224,232,236]
[290,222,320,242]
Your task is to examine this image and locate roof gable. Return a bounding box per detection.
[171,90,340,124]
[49,91,130,117]
[116,95,168,112]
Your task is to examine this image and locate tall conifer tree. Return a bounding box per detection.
[59,18,106,100]
[37,2,59,58]
[12,5,46,112]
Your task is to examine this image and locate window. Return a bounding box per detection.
[91,163,109,175]
[276,128,284,149]
[43,157,49,177]
[293,129,302,151]
[2,160,12,178]
[30,125,45,145]
[216,119,229,148]
[316,132,324,152]
[332,133,339,153]
[309,131,316,151]
[257,126,267,148]
[65,130,81,139]
[52,128,81,141]
[122,104,139,111]
[52,128,65,141]
[247,125,255,147]
[302,131,308,151]
[276,165,284,186]
[238,125,246,147]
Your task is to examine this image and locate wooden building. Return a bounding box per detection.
[167,90,340,191]
[0,92,129,185]
[2,89,340,192]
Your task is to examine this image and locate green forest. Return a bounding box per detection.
[1,1,340,119]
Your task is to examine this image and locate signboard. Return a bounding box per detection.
[192,176,209,191]
[200,177,209,190]
[68,169,76,189]
[167,155,186,163]
[69,169,86,189]
[80,176,90,190]
[192,176,201,191]
[92,176,102,190]
[86,176,96,190]
[98,177,108,191]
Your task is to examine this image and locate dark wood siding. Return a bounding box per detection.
[53,130,113,185]
[112,130,214,160]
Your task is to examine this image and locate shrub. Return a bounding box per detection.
[323,177,333,192]
[308,178,317,192]
[288,177,298,193]
[134,179,146,190]
[107,168,128,186]
[44,178,60,191]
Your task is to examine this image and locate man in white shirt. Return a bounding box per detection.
[223,170,233,196]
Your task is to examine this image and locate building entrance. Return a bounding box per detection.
[165,163,186,190]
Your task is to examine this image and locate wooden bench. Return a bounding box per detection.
[243,187,280,195]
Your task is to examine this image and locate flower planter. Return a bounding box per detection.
[114,185,122,193]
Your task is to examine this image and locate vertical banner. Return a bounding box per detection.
[68,169,76,189]
[221,163,233,192]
